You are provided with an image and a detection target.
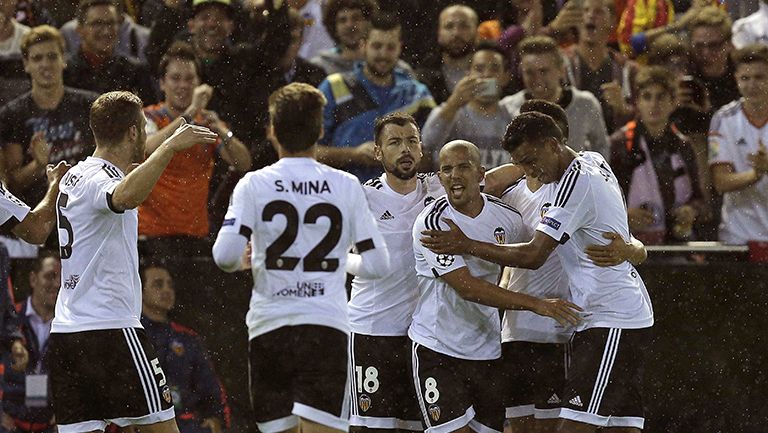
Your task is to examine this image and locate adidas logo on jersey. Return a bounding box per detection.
[547,394,561,404]
[380,210,395,220]
[569,396,583,407]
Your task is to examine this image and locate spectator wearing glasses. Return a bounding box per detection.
[63,0,158,105]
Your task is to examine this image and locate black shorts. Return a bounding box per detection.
[47,328,175,433]
[410,341,504,433]
[501,341,567,419]
[538,327,650,429]
[349,333,421,431]
[248,325,349,433]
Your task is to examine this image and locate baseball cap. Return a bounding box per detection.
[192,0,234,15]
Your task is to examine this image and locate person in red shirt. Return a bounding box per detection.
[140,41,250,257]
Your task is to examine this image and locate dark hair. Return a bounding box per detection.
[323,0,378,44]
[287,8,304,33]
[158,41,201,78]
[732,43,768,67]
[30,250,59,274]
[139,257,169,285]
[90,91,144,146]
[634,65,676,97]
[518,35,562,65]
[502,112,564,154]
[268,83,327,152]
[20,25,65,59]
[473,40,506,63]
[370,11,400,33]
[520,99,569,138]
[647,34,689,66]
[77,0,117,24]
[374,112,418,146]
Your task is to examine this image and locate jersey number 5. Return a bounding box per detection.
[262,200,342,272]
[57,193,74,259]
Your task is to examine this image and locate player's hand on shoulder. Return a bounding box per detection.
[420,218,471,255]
[46,161,71,186]
[165,120,218,152]
[533,298,582,327]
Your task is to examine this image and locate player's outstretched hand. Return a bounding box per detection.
[46,161,71,186]
[585,231,630,267]
[533,298,583,327]
[420,218,471,254]
[165,119,218,153]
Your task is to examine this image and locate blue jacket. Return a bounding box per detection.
[141,316,228,433]
[318,62,435,181]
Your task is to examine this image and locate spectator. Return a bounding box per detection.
[610,66,704,244]
[63,0,157,105]
[414,4,478,104]
[140,262,228,433]
[422,42,513,170]
[688,6,741,112]
[731,0,768,48]
[0,26,97,206]
[0,0,29,56]
[500,36,610,157]
[140,42,250,258]
[709,44,768,244]
[311,0,413,75]
[0,0,31,106]
[317,12,435,181]
[617,0,710,58]
[291,0,335,60]
[2,252,59,433]
[562,0,637,133]
[145,0,289,154]
[60,6,150,61]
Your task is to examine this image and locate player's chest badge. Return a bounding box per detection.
[494,227,506,244]
[428,404,441,421]
[359,394,372,412]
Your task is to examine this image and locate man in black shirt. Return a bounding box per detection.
[0,25,97,205]
[63,0,158,104]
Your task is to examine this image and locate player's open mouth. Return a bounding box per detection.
[398,157,414,167]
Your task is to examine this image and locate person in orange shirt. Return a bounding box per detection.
[140,41,251,257]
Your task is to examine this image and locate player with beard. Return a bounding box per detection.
[347,112,444,432]
[47,91,217,433]
[415,4,479,104]
[318,13,435,181]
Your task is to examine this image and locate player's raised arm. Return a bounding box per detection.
[11,161,69,244]
[110,119,217,212]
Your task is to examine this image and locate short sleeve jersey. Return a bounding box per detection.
[500,179,572,343]
[219,157,386,340]
[348,173,445,336]
[708,100,768,244]
[0,182,30,235]
[52,157,142,333]
[0,88,97,204]
[535,152,653,331]
[409,194,525,360]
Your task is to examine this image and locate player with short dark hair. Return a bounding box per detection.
[212,82,390,433]
[421,112,654,433]
[47,90,217,433]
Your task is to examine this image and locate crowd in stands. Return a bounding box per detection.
[0,0,767,430]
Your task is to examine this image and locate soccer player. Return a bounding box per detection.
[347,112,444,432]
[421,113,654,433]
[47,90,218,433]
[212,83,390,433]
[498,100,647,433]
[409,140,582,433]
[0,161,68,244]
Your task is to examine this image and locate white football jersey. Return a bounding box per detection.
[708,100,768,244]
[348,173,444,336]
[52,157,142,333]
[500,178,573,343]
[219,157,386,340]
[0,182,30,233]
[535,152,653,331]
[409,194,525,360]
